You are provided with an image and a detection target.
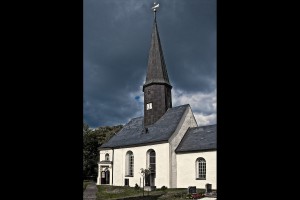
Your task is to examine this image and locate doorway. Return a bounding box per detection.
[101,169,110,184]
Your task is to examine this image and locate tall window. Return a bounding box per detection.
[147,149,156,174]
[149,150,156,174]
[105,153,109,161]
[196,157,206,179]
[125,151,134,176]
[146,149,156,186]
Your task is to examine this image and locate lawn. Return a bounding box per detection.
[96,185,206,200]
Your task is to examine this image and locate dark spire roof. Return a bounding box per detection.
[143,13,172,90]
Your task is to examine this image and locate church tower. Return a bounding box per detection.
[143,3,172,126]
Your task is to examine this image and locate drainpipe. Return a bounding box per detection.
[112,148,114,185]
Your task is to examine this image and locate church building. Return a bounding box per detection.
[97,3,216,190]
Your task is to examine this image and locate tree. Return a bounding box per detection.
[140,168,151,196]
[83,122,123,181]
[83,122,98,180]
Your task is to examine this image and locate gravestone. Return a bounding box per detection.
[205,183,212,193]
[187,186,197,194]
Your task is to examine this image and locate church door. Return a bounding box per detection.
[101,171,106,184]
[101,169,110,184]
[105,170,110,184]
[145,173,155,186]
[145,173,150,186]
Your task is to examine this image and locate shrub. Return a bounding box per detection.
[134,183,140,190]
[161,186,168,191]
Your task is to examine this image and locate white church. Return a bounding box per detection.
[97,4,216,190]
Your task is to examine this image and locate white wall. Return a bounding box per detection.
[105,143,171,188]
[176,151,217,189]
[99,149,113,162]
[169,106,198,188]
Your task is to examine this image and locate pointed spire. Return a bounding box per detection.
[143,10,172,91]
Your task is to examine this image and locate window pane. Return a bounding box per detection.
[197,158,206,179]
[148,150,156,174]
[150,157,155,163]
[126,152,134,176]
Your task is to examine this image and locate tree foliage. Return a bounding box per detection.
[83,122,123,180]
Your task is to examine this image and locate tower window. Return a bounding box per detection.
[146,103,152,110]
[105,153,109,161]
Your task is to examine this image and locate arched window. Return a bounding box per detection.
[148,150,156,174]
[105,153,109,161]
[146,149,156,186]
[196,157,206,179]
[125,151,134,176]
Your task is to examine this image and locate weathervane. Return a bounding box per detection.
[151,1,159,12]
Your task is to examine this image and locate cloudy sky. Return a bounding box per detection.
[84,0,216,128]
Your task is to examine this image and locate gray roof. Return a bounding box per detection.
[143,16,171,90]
[175,124,216,153]
[100,104,190,149]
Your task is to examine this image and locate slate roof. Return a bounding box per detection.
[143,15,171,90]
[100,104,190,149]
[175,124,216,153]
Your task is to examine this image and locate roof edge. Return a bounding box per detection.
[143,81,172,91]
[175,148,217,154]
[101,140,169,150]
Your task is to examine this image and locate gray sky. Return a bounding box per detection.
[84,0,216,128]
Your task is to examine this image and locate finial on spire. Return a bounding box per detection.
[151,1,159,12]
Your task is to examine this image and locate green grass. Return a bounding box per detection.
[97,185,144,200]
[96,185,207,200]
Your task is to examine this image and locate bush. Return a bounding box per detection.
[161,186,168,191]
[134,183,140,190]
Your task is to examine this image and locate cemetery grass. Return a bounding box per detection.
[97,185,206,200]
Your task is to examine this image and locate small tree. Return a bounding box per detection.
[140,168,151,197]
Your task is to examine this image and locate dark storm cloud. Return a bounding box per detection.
[84,0,216,128]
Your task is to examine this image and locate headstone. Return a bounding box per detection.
[205,183,212,193]
[187,186,197,194]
